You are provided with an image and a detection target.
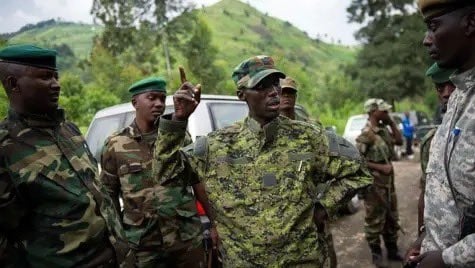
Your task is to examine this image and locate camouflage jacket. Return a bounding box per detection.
[100,121,201,250]
[153,115,372,267]
[419,127,436,190]
[355,121,395,188]
[0,109,134,268]
[422,66,475,267]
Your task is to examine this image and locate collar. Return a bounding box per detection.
[451,65,475,92]
[8,108,65,128]
[244,116,280,143]
[128,120,157,140]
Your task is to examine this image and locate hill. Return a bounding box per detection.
[6,20,101,59]
[3,0,356,75]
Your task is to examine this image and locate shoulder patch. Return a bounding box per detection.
[326,130,361,160]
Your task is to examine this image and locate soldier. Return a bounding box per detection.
[356,98,403,267]
[279,77,322,125]
[152,55,372,266]
[100,77,207,267]
[407,1,475,267]
[0,44,135,267]
[404,64,455,265]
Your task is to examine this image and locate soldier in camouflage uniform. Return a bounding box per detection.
[407,1,475,267]
[404,64,456,265]
[355,98,403,267]
[279,77,322,125]
[100,77,205,267]
[0,44,135,267]
[152,55,372,267]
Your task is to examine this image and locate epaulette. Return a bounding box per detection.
[208,122,242,138]
[325,130,361,160]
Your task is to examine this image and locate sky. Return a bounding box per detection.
[0,0,361,45]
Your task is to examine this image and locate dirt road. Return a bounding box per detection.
[331,159,421,268]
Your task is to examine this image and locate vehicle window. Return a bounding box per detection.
[349,117,367,131]
[124,111,135,126]
[207,102,248,130]
[86,114,126,160]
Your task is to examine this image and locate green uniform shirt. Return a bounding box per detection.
[0,109,133,268]
[100,121,201,250]
[153,115,372,267]
[356,121,395,188]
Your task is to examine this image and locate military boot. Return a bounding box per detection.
[369,244,386,268]
[385,242,403,262]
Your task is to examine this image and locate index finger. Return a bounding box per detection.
[179,66,187,84]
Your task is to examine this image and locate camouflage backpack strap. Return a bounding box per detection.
[325,130,361,161]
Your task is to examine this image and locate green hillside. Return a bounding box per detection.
[4,0,355,75]
[8,22,101,59]
[200,0,356,72]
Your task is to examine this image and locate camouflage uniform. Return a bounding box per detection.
[422,66,475,266]
[0,109,134,267]
[153,114,372,267]
[101,121,203,268]
[356,121,399,248]
[419,128,436,190]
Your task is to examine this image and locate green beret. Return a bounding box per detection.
[0,44,57,70]
[418,0,474,19]
[232,55,285,89]
[426,63,455,84]
[128,77,167,96]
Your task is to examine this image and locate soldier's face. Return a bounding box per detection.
[14,66,60,114]
[133,91,166,124]
[423,8,475,69]
[279,88,296,111]
[435,81,456,110]
[239,74,281,125]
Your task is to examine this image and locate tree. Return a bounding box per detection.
[182,17,225,93]
[346,0,432,102]
[91,0,193,57]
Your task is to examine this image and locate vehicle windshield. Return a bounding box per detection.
[349,117,367,131]
[208,102,248,130]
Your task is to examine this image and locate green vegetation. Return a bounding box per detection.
[0,0,436,135]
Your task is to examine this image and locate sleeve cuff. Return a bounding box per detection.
[159,114,188,133]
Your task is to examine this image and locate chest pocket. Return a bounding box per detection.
[118,162,147,192]
[284,152,315,203]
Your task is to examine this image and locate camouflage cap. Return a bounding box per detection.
[231,55,285,89]
[417,0,474,19]
[280,77,297,91]
[128,77,167,96]
[364,98,392,113]
[0,44,57,70]
[426,63,456,84]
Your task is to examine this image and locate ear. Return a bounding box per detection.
[131,97,138,108]
[237,89,245,101]
[5,75,18,93]
[465,8,475,36]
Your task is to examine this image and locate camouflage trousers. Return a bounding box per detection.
[364,183,399,246]
[135,243,205,268]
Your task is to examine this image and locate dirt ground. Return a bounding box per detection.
[330,158,421,268]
